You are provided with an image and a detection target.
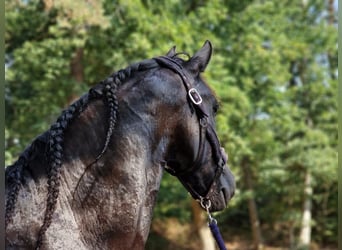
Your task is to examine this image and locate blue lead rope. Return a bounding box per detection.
[201,199,228,250]
[208,218,227,250]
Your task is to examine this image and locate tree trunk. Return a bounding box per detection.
[326,0,337,79]
[70,48,84,83]
[68,48,84,104]
[191,199,216,250]
[298,170,312,250]
[289,222,295,250]
[43,0,53,11]
[242,158,264,250]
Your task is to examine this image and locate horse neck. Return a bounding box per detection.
[61,94,166,196]
[59,96,166,245]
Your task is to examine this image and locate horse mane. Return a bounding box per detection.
[5,54,189,249]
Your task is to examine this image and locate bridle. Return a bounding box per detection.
[154,56,226,209]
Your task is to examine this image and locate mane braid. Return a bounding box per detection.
[5,154,28,227]
[94,69,126,161]
[35,97,88,250]
[5,132,50,227]
[72,64,142,201]
[92,61,153,160]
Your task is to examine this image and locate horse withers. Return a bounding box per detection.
[5,41,235,249]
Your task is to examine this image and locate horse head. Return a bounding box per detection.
[152,41,235,212]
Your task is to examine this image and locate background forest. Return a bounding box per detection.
[5,0,338,249]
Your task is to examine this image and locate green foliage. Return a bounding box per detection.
[5,0,337,247]
[153,174,192,222]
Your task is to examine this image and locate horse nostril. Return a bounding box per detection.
[230,188,235,198]
[221,187,231,203]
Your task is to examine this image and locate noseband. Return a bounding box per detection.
[154,56,226,208]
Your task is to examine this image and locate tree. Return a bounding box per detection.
[210,0,337,248]
[5,0,338,248]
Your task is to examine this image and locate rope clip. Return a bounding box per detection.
[200,198,216,224]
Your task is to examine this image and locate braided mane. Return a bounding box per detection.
[5,58,160,249]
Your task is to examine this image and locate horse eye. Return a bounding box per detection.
[213,103,219,115]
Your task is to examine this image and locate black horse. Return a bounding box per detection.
[5,41,235,250]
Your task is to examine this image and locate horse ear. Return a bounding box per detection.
[166,46,176,57]
[186,40,212,73]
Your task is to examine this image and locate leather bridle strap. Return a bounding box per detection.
[154,56,226,203]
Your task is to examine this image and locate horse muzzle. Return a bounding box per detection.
[205,165,235,212]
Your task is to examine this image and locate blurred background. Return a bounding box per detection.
[5,0,338,249]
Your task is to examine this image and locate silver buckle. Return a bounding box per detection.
[188,88,202,105]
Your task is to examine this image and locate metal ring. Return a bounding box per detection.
[200,198,211,210]
[209,218,217,224]
[200,117,208,127]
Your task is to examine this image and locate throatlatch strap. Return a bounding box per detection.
[206,124,225,165]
